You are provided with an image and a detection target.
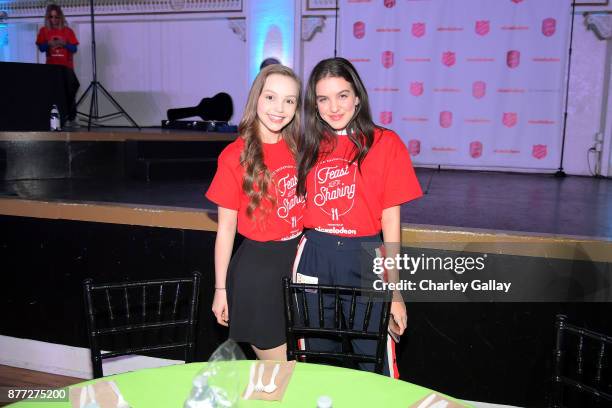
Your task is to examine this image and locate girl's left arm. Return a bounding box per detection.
[381,205,408,336]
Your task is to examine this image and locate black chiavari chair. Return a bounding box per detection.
[551,314,612,408]
[83,272,201,378]
[283,277,392,375]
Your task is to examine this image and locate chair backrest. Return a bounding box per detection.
[83,271,201,378]
[552,314,612,408]
[282,277,392,374]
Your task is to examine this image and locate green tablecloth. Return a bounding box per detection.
[9,361,470,407]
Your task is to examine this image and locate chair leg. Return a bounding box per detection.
[551,314,566,407]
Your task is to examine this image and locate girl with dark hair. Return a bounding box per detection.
[295,57,422,377]
[206,64,305,360]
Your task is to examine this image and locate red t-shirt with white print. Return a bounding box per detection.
[206,137,305,242]
[36,27,79,70]
[303,128,422,237]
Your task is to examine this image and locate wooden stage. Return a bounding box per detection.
[1,128,611,260]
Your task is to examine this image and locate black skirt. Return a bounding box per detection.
[226,235,300,350]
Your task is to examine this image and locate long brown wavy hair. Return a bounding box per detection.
[297,57,376,197]
[44,4,68,29]
[239,64,302,220]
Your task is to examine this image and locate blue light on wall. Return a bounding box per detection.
[248,0,294,81]
[0,23,8,62]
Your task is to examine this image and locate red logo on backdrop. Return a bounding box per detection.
[380,111,393,125]
[542,18,556,37]
[470,141,483,158]
[472,81,486,99]
[384,0,396,8]
[353,21,366,39]
[475,20,490,36]
[442,51,456,67]
[412,22,426,38]
[502,112,518,128]
[408,139,421,156]
[382,51,394,68]
[532,144,547,159]
[511,0,524,3]
[440,111,453,128]
[507,50,520,68]
[410,82,424,96]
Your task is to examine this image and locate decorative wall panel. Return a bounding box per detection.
[1,0,242,18]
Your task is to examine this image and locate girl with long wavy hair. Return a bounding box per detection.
[37,4,77,70]
[295,57,422,377]
[206,64,304,360]
[36,4,80,127]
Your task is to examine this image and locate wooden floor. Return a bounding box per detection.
[0,365,81,407]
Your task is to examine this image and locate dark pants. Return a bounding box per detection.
[294,229,398,377]
[66,69,80,121]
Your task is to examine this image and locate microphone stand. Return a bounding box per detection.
[555,0,577,177]
[75,0,139,130]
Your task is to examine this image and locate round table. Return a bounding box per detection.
[8,361,468,407]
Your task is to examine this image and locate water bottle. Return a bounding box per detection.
[317,395,333,408]
[50,104,61,131]
[184,375,216,408]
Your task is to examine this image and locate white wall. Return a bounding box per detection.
[302,15,336,84]
[2,15,248,127]
[2,22,38,62]
[73,16,248,126]
[564,14,607,176]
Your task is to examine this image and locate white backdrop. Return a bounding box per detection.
[340,0,571,170]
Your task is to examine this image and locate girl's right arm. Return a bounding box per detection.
[211,206,238,327]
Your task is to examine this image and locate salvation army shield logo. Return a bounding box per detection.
[472,81,486,99]
[412,22,426,38]
[507,50,520,68]
[440,111,453,128]
[542,18,556,37]
[470,141,483,158]
[380,111,393,125]
[353,21,366,39]
[408,139,421,156]
[313,159,358,221]
[381,51,394,68]
[502,112,518,128]
[442,51,456,67]
[410,82,424,96]
[384,0,396,8]
[475,20,490,36]
[532,144,547,159]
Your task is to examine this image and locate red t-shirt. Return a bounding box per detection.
[36,27,79,70]
[304,128,422,237]
[206,137,305,242]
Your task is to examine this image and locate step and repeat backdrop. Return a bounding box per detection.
[340,0,571,170]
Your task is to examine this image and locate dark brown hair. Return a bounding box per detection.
[239,64,302,219]
[297,57,376,197]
